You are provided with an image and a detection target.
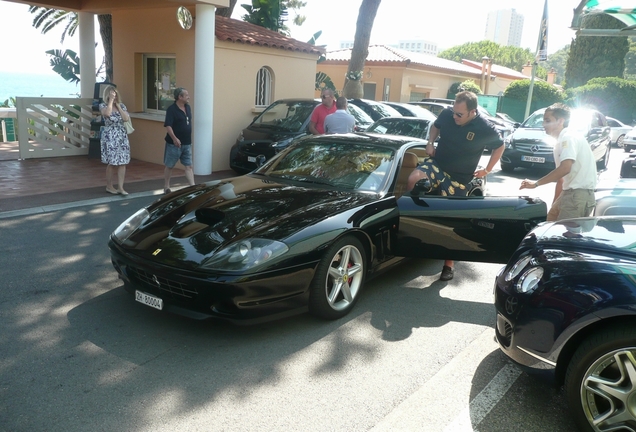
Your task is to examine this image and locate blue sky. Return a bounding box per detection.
[0,0,578,74]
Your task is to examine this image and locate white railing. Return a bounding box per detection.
[15,97,94,159]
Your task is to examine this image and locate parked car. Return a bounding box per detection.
[348,98,402,121]
[365,116,435,140]
[500,107,611,172]
[409,101,513,139]
[109,134,546,324]
[495,112,519,128]
[606,116,632,148]
[229,98,373,174]
[494,179,636,432]
[622,126,636,153]
[409,101,451,117]
[420,97,455,104]
[383,102,435,118]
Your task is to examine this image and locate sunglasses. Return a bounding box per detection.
[452,109,468,118]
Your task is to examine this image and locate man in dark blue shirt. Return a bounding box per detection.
[163,87,195,194]
[407,91,504,280]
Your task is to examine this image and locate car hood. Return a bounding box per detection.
[124,175,377,267]
[509,128,554,143]
[528,217,636,257]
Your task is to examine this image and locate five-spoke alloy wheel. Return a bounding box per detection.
[308,236,366,320]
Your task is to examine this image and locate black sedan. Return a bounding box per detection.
[365,116,435,141]
[110,134,547,323]
[494,181,636,431]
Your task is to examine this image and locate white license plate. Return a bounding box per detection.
[247,156,256,163]
[135,290,163,310]
[521,156,545,163]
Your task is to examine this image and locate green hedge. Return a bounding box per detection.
[564,77,636,124]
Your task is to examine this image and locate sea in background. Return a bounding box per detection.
[0,71,82,103]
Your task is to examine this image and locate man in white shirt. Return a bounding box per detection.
[324,97,356,134]
[520,103,597,220]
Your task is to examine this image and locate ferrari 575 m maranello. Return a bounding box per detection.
[109,133,547,323]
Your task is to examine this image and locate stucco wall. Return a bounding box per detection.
[111,7,318,172]
[317,63,503,102]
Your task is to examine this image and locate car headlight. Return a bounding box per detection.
[504,136,513,148]
[516,267,544,294]
[201,239,289,271]
[112,208,149,244]
[505,255,533,281]
[236,131,244,142]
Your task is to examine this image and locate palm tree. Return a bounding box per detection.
[343,0,381,98]
[29,6,113,82]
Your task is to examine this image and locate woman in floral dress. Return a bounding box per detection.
[100,85,131,195]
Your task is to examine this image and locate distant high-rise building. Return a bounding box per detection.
[485,9,524,47]
[397,39,438,56]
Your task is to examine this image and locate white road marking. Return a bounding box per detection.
[371,328,521,432]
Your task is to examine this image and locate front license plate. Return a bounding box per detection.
[247,156,256,163]
[521,155,545,163]
[135,290,163,310]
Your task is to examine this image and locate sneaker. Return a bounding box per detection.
[440,265,454,281]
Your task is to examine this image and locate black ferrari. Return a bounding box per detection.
[109,133,547,323]
[494,180,636,431]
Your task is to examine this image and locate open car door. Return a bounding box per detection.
[394,194,547,263]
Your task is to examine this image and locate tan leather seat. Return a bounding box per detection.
[394,152,419,198]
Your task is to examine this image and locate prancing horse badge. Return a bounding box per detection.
[466,132,475,141]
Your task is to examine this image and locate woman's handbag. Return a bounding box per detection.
[124,118,134,134]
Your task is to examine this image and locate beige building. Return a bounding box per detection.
[316,45,525,102]
[7,0,323,172]
[112,11,322,172]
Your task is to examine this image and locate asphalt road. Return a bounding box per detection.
[0,147,629,432]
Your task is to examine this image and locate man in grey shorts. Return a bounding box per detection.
[163,87,195,194]
[519,103,597,220]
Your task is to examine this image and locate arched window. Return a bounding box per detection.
[255,67,273,107]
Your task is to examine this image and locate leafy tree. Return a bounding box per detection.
[565,14,629,88]
[542,44,569,85]
[45,49,81,84]
[565,77,636,124]
[29,6,113,82]
[343,0,382,98]
[624,37,636,79]
[438,41,536,72]
[449,80,482,95]
[504,79,563,104]
[241,0,306,35]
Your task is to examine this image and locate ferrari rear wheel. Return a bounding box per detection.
[564,326,636,432]
[308,236,366,320]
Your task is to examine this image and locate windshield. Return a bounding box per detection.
[257,140,395,193]
[367,118,431,140]
[368,102,402,118]
[251,100,317,132]
[521,109,593,133]
[347,103,374,126]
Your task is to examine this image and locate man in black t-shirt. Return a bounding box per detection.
[163,87,195,194]
[407,91,504,281]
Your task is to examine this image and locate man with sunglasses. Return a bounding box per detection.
[407,91,504,281]
[308,89,337,135]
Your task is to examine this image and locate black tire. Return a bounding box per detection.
[308,236,366,320]
[616,134,625,148]
[626,146,634,153]
[500,163,515,173]
[564,326,636,432]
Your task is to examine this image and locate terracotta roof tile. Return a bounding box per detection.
[324,45,482,77]
[215,15,324,56]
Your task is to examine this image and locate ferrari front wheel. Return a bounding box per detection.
[308,236,366,320]
[564,326,636,432]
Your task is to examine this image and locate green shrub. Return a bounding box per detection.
[564,77,636,124]
[504,79,563,104]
